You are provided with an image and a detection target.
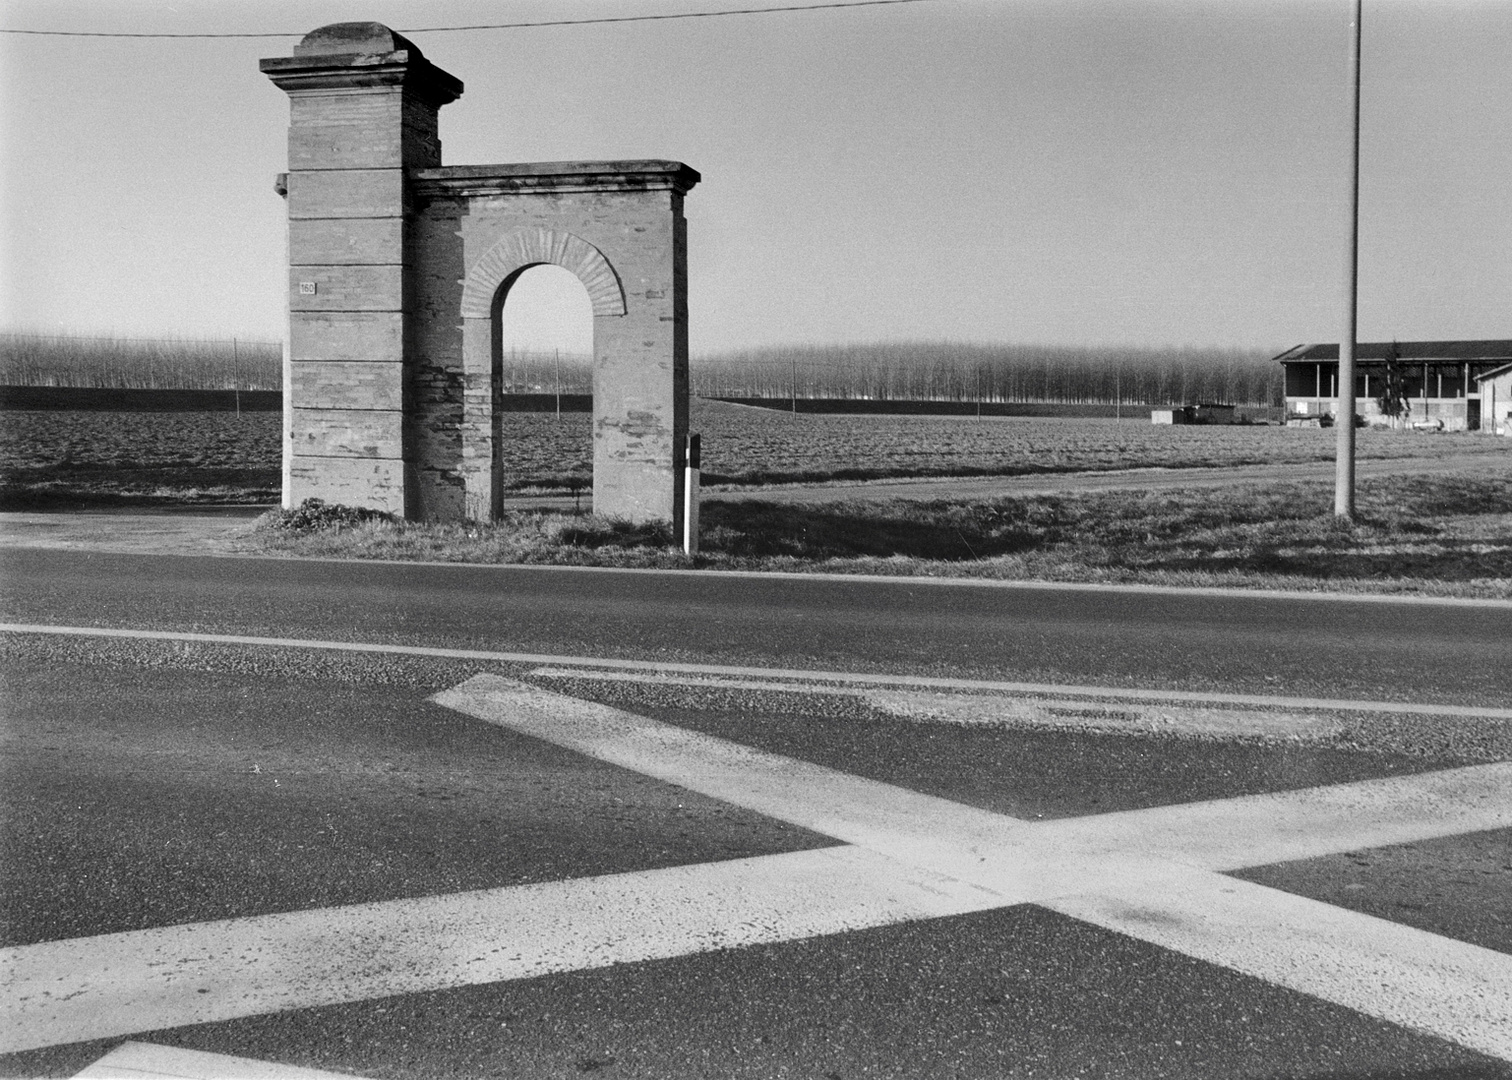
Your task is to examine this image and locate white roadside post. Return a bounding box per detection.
[683,433,701,556]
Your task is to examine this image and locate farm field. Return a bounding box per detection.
[3,400,1508,596]
[506,402,1504,489]
[0,410,279,507]
[1,400,1506,507]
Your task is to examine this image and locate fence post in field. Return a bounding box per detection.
[683,433,701,555]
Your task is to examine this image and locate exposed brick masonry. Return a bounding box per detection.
[263,23,697,524]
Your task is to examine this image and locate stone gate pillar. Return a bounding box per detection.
[261,24,461,515]
[589,183,693,528]
[265,24,696,528]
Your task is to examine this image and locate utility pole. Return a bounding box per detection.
[1336,0,1362,518]
[232,338,241,417]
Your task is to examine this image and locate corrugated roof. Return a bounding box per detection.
[1274,340,1512,363]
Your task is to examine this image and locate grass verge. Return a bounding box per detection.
[251,473,1512,598]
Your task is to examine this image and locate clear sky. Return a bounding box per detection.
[1,0,1508,354]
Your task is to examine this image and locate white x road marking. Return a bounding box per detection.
[3,674,1510,1060]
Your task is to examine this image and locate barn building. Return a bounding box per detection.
[1476,363,1512,436]
[1275,340,1512,432]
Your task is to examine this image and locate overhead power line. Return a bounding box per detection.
[0,0,932,39]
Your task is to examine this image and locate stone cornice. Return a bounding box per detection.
[260,51,463,108]
[412,161,701,198]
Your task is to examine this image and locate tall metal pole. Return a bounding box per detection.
[1336,0,1362,518]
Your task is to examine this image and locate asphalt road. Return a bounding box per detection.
[2,547,1509,705]
[2,549,1510,1079]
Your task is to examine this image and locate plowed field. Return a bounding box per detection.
[2,401,1503,507]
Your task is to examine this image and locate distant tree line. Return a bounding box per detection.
[2,335,1286,406]
[501,348,593,394]
[0,333,282,390]
[691,342,1284,406]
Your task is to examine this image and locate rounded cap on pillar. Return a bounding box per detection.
[294,22,424,59]
[264,21,463,106]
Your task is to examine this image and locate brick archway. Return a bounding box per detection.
[460,229,625,319]
[460,236,615,522]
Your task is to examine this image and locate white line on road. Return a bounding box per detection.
[441,675,1512,882]
[528,667,1348,739]
[73,1041,375,1080]
[5,672,1510,1060]
[5,622,1509,720]
[1049,869,1512,1061]
[1030,761,1512,873]
[436,676,1512,1060]
[1,847,990,1055]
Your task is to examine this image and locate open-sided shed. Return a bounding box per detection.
[1275,340,1512,431]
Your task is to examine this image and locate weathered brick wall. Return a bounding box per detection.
[408,196,467,521]
[263,23,460,516]
[411,174,693,524]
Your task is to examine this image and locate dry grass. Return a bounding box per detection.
[252,473,1512,598]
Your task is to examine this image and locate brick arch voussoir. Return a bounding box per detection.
[460,229,626,319]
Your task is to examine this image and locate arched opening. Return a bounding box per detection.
[457,224,682,528]
[492,263,595,509]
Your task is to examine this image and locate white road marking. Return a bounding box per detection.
[1032,761,1512,872]
[2,847,992,1055]
[436,676,1512,1060]
[528,666,1345,739]
[5,622,1510,720]
[865,689,1342,738]
[1051,871,1512,1064]
[73,1041,373,1080]
[3,667,1509,1060]
[438,677,1512,878]
[436,677,1034,876]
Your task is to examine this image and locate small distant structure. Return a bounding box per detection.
[1275,340,1512,432]
[1151,403,1238,426]
[1475,363,1512,436]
